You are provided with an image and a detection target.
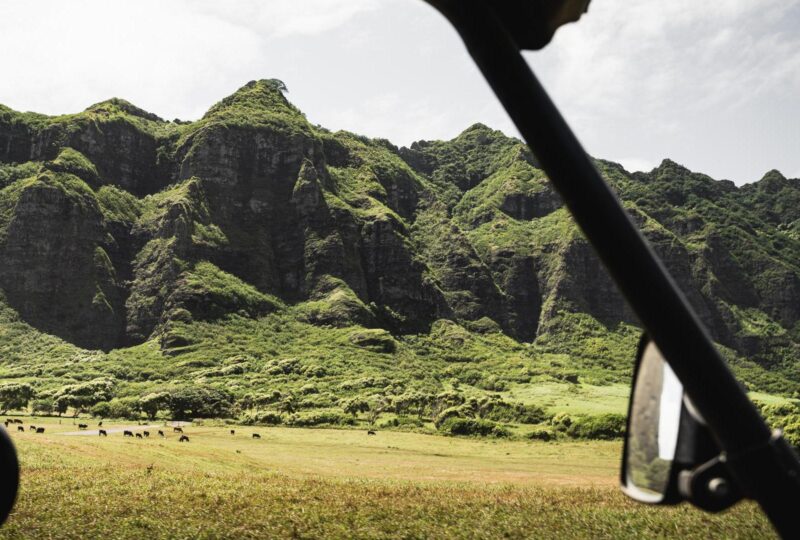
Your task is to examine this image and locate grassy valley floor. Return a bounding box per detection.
[0,417,773,539]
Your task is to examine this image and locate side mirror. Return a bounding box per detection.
[621,335,743,511]
[0,426,18,525]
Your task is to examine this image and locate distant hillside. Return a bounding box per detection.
[0,80,798,429]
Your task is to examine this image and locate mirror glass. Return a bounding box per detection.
[624,341,683,502]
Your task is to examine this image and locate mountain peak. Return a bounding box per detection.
[203,79,299,120]
[655,158,690,174]
[84,98,164,123]
[455,123,510,142]
[755,169,790,194]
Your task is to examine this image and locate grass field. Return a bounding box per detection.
[500,381,630,416]
[0,416,774,539]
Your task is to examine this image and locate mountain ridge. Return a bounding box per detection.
[1,79,799,406]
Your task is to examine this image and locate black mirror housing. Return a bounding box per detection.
[621,334,742,511]
[0,426,18,525]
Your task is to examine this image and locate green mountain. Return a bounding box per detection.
[1,80,798,429]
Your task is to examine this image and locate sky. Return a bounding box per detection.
[0,0,798,185]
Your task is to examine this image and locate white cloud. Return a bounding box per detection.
[0,1,797,184]
[189,0,381,39]
[0,1,264,119]
[526,0,800,183]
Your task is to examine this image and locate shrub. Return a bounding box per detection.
[241,412,284,425]
[454,370,482,386]
[380,416,423,429]
[781,418,800,449]
[90,401,112,418]
[301,364,327,378]
[567,414,626,440]
[485,402,550,424]
[289,411,355,427]
[550,412,573,431]
[299,394,335,409]
[440,417,510,437]
[348,329,397,353]
[264,358,300,376]
[434,406,464,428]
[300,384,319,395]
[526,427,554,441]
[478,375,508,392]
[760,402,800,423]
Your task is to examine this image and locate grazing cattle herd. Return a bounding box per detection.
[4,418,379,445]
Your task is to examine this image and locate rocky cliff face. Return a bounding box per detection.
[1,80,799,373]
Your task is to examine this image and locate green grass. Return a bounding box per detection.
[0,417,773,539]
[501,381,630,416]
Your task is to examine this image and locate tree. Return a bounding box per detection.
[138,392,170,420]
[343,398,370,418]
[277,395,298,415]
[366,396,389,426]
[31,397,54,415]
[54,396,69,416]
[54,378,116,415]
[0,383,35,413]
[167,387,233,420]
[266,78,288,93]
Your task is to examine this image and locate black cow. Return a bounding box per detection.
[16,426,24,432]
[230,430,235,435]
[135,433,143,439]
[367,430,376,435]
[158,430,165,437]
[29,425,36,431]
[173,427,183,433]
[78,423,88,429]
[99,430,107,437]
[143,431,150,438]
[252,433,261,439]
[35,427,44,434]
[98,421,103,427]
[179,435,189,442]
[123,430,134,437]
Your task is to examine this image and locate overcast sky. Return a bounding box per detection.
[1,0,798,184]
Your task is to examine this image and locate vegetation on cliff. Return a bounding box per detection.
[1,80,799,435]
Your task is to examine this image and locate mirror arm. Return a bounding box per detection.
[678,456,742,513]
[678,431,800,520]
[722,431,800,531]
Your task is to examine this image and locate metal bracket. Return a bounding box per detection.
[678,456,742,512]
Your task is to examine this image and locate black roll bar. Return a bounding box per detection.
[423,0,800,536]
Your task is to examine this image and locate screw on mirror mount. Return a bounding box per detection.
[423,0,800,536]
[678,457,742,513]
